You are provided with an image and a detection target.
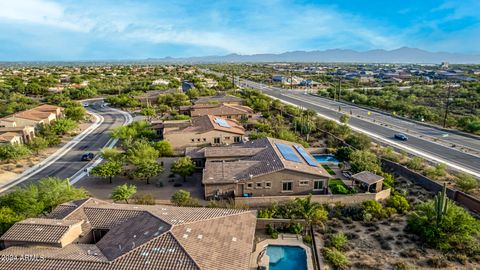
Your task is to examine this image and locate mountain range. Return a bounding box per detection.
[147,47,480,64]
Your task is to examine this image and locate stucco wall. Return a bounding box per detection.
[165,130,243,149]
[235,189,391,208]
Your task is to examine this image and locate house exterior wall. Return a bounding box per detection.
[203,169,329,198]
[164,130,243,149]
[0,120,16,128]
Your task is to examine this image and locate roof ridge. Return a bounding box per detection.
[170,208,254,226]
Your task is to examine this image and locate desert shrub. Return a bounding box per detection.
[266,224,278,239]
[322,248,349,269]
[408,199,480,257]
[386,194,410,213]
[383,173,395,190]
[133,193,156,205]
[362,200,385,220]
[170,190,199,207]
[455,173,478,192]
[328,232,347,251]
[406,156,425,170]
[329,179,355,194]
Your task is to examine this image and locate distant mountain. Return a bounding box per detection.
[146,47,480,64]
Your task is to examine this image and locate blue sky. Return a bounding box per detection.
[0,0,479,61]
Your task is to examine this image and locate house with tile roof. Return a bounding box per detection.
[189,103,257,121]
[187,137,331,199]
[163,115,245,149]
[0,126,35,145]
[0,104,64,129]
[0,198,257,270]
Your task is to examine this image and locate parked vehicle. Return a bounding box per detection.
[394,133,408,141]
[81,152,95,161]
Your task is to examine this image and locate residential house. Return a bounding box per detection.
[187,137,331,200]
[189,104,256,121]
[0,198,257,270]
[162,115,245,149]
[193,95,243,106]
[0,104,64,129]
[0,126,35,145]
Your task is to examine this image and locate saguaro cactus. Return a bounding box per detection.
[435,183,448,225]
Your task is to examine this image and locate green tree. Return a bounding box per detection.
[132,160,163,184]
[0,144,31,162]
[0,207,23,235]
[294,195,328,232]
[345,133,371,150]
[51,118,78,135]
[154,140,173,157]
[349,150,381,173]
[90,161,123,184]
[111,184,137,204]
[386,194,410,213]
[170,189,199,207]
[100,147,123,162]
[335,146,353,162]
[64,106,86,122]
[26,136,48,154]
[171,157,195,182]
[126,141,159,165]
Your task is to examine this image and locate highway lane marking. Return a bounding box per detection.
[265,93,480,178]
[0,110,104,193]
[69,107,132,185]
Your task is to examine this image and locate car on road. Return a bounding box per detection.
[82,103,89,107]
[394,133,408,141]
[81,152,95,161]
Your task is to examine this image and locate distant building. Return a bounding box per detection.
[181,80,195,92]
[0,198,257,270]
[0,126,35,145]
[189,104,256,121]
[440,62,449,69]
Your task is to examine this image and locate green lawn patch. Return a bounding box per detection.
[322,164,336,176]
[328,179,356,194]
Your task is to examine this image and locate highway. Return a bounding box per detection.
[0,102,130,192]
[235,77,480,178]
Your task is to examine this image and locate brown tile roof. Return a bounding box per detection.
[0,132,20,142]
[0,218,83,244]
[190,104,253,117]
[0,104,63,122]
[0,200,256,270]
[194,95,242,105]
[352,171,384,185]
[164,115,245,136]
[200,137,331,185]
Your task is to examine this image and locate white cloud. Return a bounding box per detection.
[0,0,93,31]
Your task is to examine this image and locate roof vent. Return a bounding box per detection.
[197,235,203,239]
[183,234,188,239]
[232,237,237,242]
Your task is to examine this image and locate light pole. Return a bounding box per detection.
[443,83,454,128]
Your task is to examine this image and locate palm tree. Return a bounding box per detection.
[294,194,328,234]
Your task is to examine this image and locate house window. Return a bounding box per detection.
[256,182,263,189]
[227,115,232,119]
[265,182,272,188]
[203,138,206,142]
[282,181,293,192]
[191,139,195,142]
[214,137,220,144]
[246,183,253,189]
[314,180,324,190]
[197,138,201,142]
[234,136,241,143]
[299,180,310,186]
[224,136,230,140]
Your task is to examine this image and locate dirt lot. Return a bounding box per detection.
[320,175,479,270]
[75,157,205,204]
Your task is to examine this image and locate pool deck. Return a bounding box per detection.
[250,234,314,270]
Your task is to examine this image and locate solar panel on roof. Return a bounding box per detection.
[275,143,302,163]
[294,145,318,167]
[214,118,231,128]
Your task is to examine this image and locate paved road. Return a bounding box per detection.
[1,102,128,191]
[233,76,480,178]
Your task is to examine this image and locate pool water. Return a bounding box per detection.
[266,245,307,270]
[314,154,340,164]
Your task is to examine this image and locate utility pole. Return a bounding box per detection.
[290,70,293,90]
[443,83,453,128]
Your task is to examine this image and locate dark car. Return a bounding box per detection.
[394,133,408,141]
[81,152,95,161]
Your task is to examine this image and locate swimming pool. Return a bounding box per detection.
[313,154,340,164]
[266,245,307,270]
